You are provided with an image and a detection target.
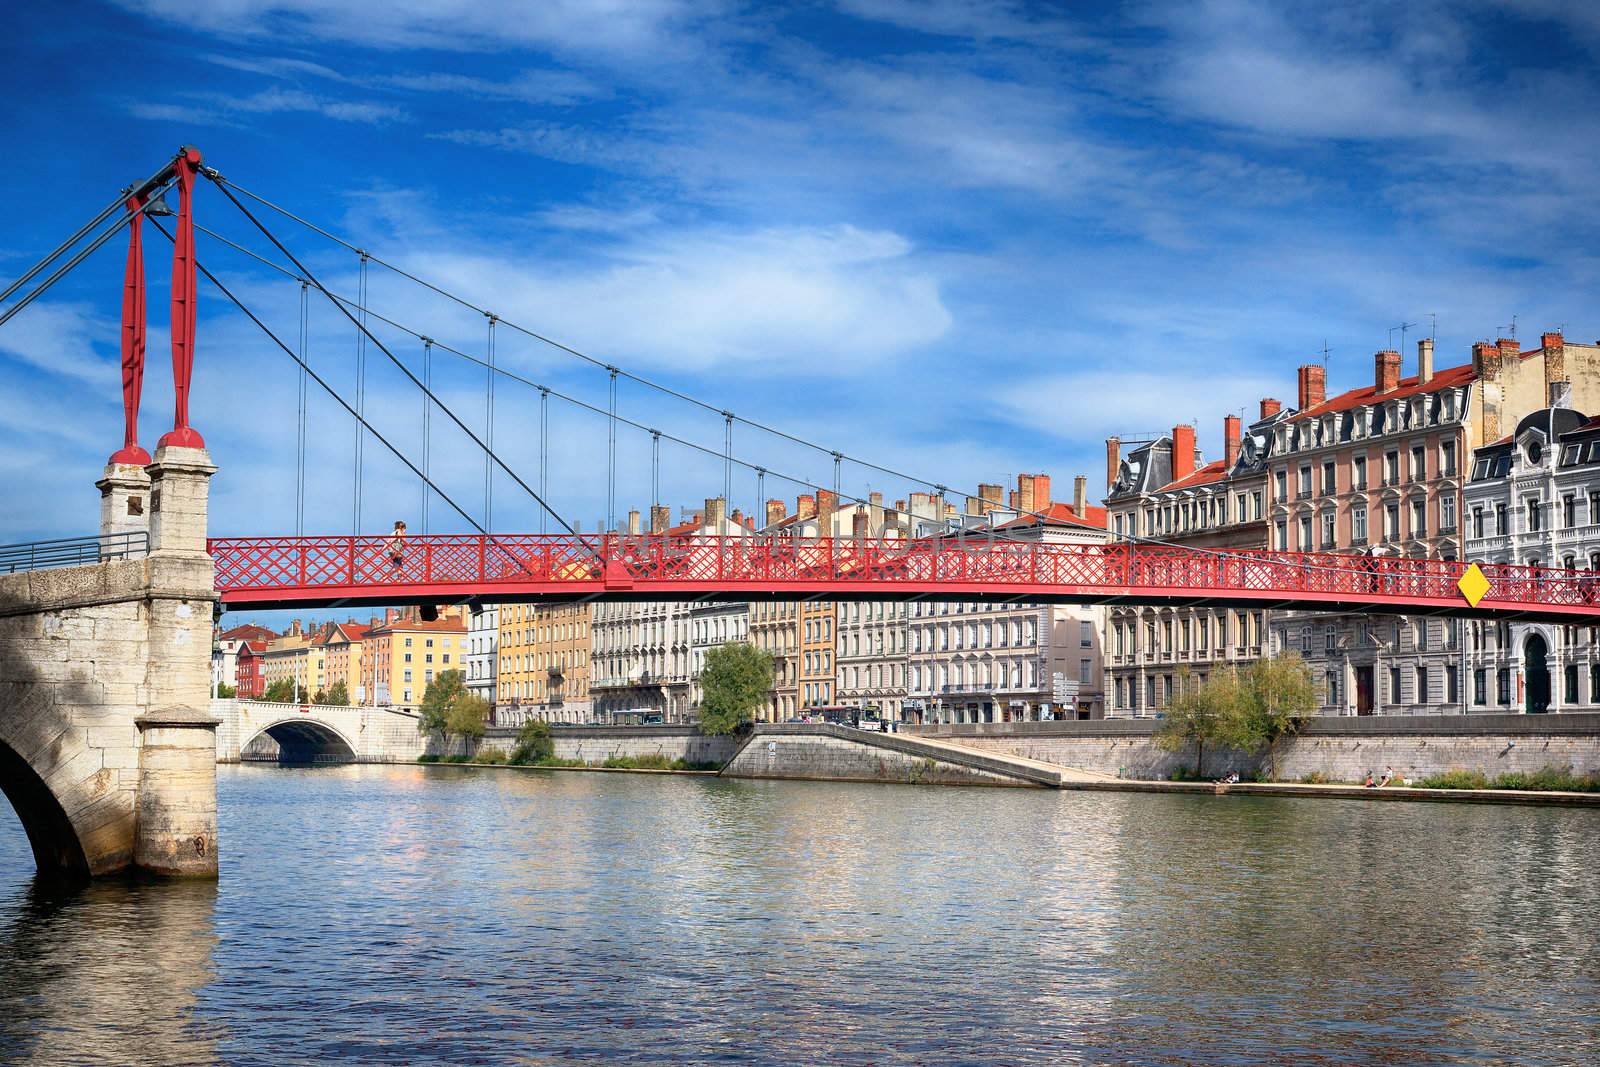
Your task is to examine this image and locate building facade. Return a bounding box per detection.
[360,613,467,710]
[689,601,750,712]
[748,599,800,721]
[1105,408,1286,716]
[317,620,369,702]
[1463,405,1600,713]
[466,604,498,711]
[837,600,908,722]
[498,602,592,725]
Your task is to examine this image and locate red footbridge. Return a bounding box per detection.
[209,534,1600,621]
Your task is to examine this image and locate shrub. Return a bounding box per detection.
[417,754,440,763]
[475,746,508,765]
[532,756,584,768]
[1419,769,1489,790]
[1167,765,1201,782]
[1299,771,1332,784]
[443,754,471,764]
[602,753,675,770]
[510,720,555,765]
[1493,765,1600,792]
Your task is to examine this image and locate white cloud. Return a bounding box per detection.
[0,302,115,385]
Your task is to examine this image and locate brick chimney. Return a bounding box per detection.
[1417,338,1434,384]
[1542,331,1565,392]
[868,491,884,531]
[1170,424,1197,482]
[290,618,302,637]
[979,483,1003,511]
[1073,474,1088,516]
[1223,414,1241,469]
[1472,341,1503,382]
[1017,474,1036,514]
[1105,437,1120,491]
[650,505,670,534]
[1374,349,1401,395]
[1008,488,1019,510]
[1033,474,1051,510]
[765,499,786,528]
[1259,398,1281,419]
[965,495,984,516]
[852,506,869,540]
[730,507,743,528]
[627,509,641,536]
[703,497,727,532]
[797,494,816,519]
[1297,364,1326,411]
[1497,337,1520,364]
[816,489,837,530]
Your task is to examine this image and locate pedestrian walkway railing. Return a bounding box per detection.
[0,531,150,574]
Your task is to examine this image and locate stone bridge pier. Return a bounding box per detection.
[0,446,220,879]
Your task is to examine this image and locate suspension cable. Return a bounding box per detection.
[421,337,433,534]
[353,251,368,535]
[539,387,549,535]
[205,174,591,549]
[485,312,497,531]
[607,367,618,532]
[295,281,308,536]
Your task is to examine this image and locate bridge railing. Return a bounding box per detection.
[0,531,149,574]
[205,533,1600,612]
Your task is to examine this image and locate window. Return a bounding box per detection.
[1410,444,1426,480]
[1080,620,1092,648]
[1352,506,1367,543]
[1416,666,1429,705]
[1528,498,1543,533]
[1322,461,1336,494]
[1275,519,1288,550]
[1385,504,1400,540]
[1565,665,1579,704]
[1473,507,1484,538]
[1325,626,1337,652]
[1275,470,1288,501]
[1441,440,1457,477]
[1298,516,1312,550]
[1564,495,1577,528]
[1474,669,1486,705]
[1441,494,1456,531]
[1252,491,1263,519]
[1352,456,1367,490]
[1321,510,1336,547]
[1079,659,1091,684]
[1298,465,1312,495]
[1497,668,1511,705]
[1389,666,1402,706]
[1592,664,1600,704]
[1495,504,1507,535]
[1300,626,1312,653]
[1411,499,1426,538]
[1325,671,1339,705]
[1447,666,1459,705]
[1385,451,1399,485]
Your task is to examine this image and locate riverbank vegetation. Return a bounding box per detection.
[699,642,773,735]
[1155,656,1317,778]
[1418,766,1600,792]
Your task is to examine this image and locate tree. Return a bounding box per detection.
[699,642,773,735]
[215,682,237,698]
[263,678,297,703]
[1154,667,1241,779]
[326,680,350,707]
[511,719,555,765]
[418,669,467,746]
[311,688,328,706]
[445,692,489,755]
[1229,655,1318,779]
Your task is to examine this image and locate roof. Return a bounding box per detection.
[1287,363,1475,422]
[1000,501,1107,531]
[221,623,276,641]
[364,617,466,637]
[317,621,371,645]
[1155,459,1229,493]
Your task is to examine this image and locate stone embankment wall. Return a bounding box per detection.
[909,714,1600,782]
[482,724,739,766]
[721,723,1047,786]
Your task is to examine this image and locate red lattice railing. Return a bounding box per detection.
[205,534,1600,619]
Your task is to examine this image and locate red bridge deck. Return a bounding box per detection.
[208,534,1600,621]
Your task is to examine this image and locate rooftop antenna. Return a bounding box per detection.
[1429,312,1437,340]
[1388,320,1417,351]
[1320,339,1331,371]
[1499,315,1517,340]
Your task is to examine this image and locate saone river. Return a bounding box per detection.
[2,765,1598,1065]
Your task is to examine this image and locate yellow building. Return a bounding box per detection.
[316,621,370,703]
[498,602,592,724]
[799,601,836,709]
[260,620,321,699]
[360,610,468,710]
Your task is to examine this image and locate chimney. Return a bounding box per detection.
[1073,474,1088,516]
[385,608,398,625]
[765,499,786,528]
[627,509,641,536]
[1105,437,1120,492]
[1472,341,1503,382]
[650,505,670,534]
[1223,414,1241,468]
[816,489,838,530]
[1497,337,1520,365]
[1016,474,1035,514]
[1374,349,1401,395]
[730,508,743,528]
[944,501,958,519]
[1008,489,1019,510]
[965,496,984,516]
[852,506,869,540]
[704,497,727,532]
[868,491,884,531]
[1033,474,1051,510]
[1297,364,1326,410]
[797,494,816,519]
[1170,424,1196,482]
[1259,398,1281,419]
[1542,331,1565,393]
[1417,338,1434,384]
[979,483,1003,511]
[290,619,302,637]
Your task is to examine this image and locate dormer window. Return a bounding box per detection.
[1526,440,1544,466]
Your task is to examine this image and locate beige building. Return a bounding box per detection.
[359,609,467,711]
[836,600,908,721]
[317,620,369,702]
[498,602,592,725]
[260,619,321,699]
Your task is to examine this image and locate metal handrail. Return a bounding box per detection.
[0,531,149,574]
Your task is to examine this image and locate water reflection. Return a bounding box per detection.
[0,870,220,1065]
[2,767,1598,1064]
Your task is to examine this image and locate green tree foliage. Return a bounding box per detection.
[215,683,237,698]
[699,642,773,735]
[511,720,555,765]
[417,669,467,744]
[1154,667,1240,779]
[311,688,328,706]
[325,680,350,707]
[262,678,298,703]
[445,692,489,754]
[1229,655,1318,778]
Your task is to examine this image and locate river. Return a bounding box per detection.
[2,765,1598,1065]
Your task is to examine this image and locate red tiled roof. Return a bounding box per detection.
[364,617,466,637]
[1288,363,1476,422]
[1156,459,1228,493]
[1001,501,1107,530]
[221,623,276,641]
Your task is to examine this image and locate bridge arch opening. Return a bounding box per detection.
[242,720,357,765]
[0,737,91,880]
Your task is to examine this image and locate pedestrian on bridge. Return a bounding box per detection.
[389,520,407,572]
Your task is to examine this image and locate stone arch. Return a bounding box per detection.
[242,718,357,763]
[0,734,92,880]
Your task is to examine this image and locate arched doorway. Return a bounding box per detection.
[1524,634,1551,714]
[242,720,358,764]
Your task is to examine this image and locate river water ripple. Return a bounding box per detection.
[2,764,1598,1065]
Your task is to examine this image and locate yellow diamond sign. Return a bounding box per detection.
[1458,563,1490,608]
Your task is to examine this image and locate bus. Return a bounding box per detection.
[806,706,887,731]
[611,709,666,726]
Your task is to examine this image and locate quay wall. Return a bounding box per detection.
[483,724,739,766]
[907,714,1600,782]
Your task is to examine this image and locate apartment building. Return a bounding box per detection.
[689,601,749,711]
[212,622,275,695]
[837,600,908,721]
[260,619,321,699]
[1463,403,1600,713]
[317,620,370,702]
[498,602,591,725]
[466,604,498,710]
[360,611,467,710]
[1104,406,1287,715]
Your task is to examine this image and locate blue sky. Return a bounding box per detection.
[5,0,1600,581]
